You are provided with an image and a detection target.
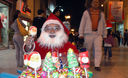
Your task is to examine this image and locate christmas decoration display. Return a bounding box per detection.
[28,26,37,37]
[43,52,56,78]
[19,48,93,78]
[52,51,59,63]
[79,48,92,78]
[43,52,56,72]
[19,67,43,78]
[79,51,90,69]
[20,51,42,78]
[67,48,78,78]
[23,26,37,66]
[27,52,41,69]
[67,48,78,68]
[19,13,93,78]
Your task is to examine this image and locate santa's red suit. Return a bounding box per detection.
[34,41,79,59]
[31,13,79,59]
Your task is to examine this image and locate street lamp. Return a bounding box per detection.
[65,15,71,20]
[101,4,104,7]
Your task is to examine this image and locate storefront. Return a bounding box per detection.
[0,3,9,48]
[0,0,16,49]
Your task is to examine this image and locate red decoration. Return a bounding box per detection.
[106,20,112,28]
[79,51,90,69]
[21,0,31,14]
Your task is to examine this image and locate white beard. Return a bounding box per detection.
[28,61,41,69]
[37,30,68,49]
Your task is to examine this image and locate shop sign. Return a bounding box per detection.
[16,0,31,14]
[108,1,123,22]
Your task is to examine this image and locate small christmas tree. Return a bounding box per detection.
[67,48,78,68]
[43,52,55,72]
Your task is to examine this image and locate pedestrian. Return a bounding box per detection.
[53,7,64,21]
[33,9,46,39]
[78,0,107,71]
[69,31,74,43]
[53,8,61,19]
[104,29,114,60]
[11,10,26,68]
[123,29,128,47]
[115,31,121,46]
[0,18,3,43]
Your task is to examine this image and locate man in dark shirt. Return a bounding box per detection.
[33,9,46,38]
[124,29,128,46]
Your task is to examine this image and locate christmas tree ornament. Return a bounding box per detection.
[43,52,55,78]
[52,51,59,63]
[67,48,78,68]
[67,48,78,78]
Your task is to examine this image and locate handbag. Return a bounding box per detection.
[17,18,28,36]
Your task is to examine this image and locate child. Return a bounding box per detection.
[104,29,114,59]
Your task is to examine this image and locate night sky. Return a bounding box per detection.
[56,0,86,31]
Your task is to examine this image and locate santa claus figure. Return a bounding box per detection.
[25,13,79,60]
[23,26,37,53]
[27,51,41,69]
[23,51,41,69]
[28,26,37,36]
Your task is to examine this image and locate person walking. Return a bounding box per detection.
[78,0,107,71]
[115,31,121,46]
[104,29,114,60]
[53,8,61,19]
[123,29,128,47]
[33,9,46,39]
[0,18,3,43]
[11,10,26,68]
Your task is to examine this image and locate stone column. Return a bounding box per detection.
[124,0,128,30]
[34,0,40,17]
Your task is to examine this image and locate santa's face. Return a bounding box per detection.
[28,54,41,69]
[44,24,61,38]
[82,57,89,63]
[29,26,37,36]
[38,23,68,48]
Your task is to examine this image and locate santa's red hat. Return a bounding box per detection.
[42,13,69,35]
